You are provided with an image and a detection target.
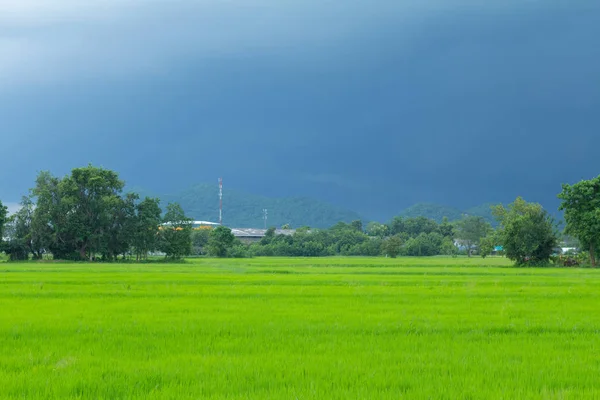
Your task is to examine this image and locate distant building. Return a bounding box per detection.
[187,221,296,243]
[231,228,295,243]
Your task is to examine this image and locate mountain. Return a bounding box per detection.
[398,203,464,223]
[464,203,498,225]
[397,202,500,226]
[130,184,363,229]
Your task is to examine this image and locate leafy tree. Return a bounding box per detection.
[191,228,211,255]
[227,242,251,258]
[4,197,45,260]
[29,166,126,260]
[366,221,389,238]
[404,232,444,256]
[403,217,438,237]
[455,216,491,256]
[2,215,29,261]
[260,227,277,245]
[159,203,192,259]
[438,216,455,238]
[440,236,458,256]
[388,216,405,235]
[479,235,496,259]
[558,176,600,266]
[30,171,65,257]
[0,200,8,246]
[207,226,236,257]
[493,197,558,266]
[350,220,363,232]
[382,235,403,258]
[100,193,137,261]
[61,165,126,260]
[132,197,162,260]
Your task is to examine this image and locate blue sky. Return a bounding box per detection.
[1,0,599,219]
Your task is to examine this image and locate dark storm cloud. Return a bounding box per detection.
[1,0,599,220]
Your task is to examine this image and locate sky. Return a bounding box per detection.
[1,0,599,220]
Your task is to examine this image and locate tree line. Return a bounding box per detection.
[2,165,600,267]
[0,166,193,261]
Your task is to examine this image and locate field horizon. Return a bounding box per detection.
[2,257,599,399]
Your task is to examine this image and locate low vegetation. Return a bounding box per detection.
[1,257,600,399]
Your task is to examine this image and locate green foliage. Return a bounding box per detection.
[493,197,558,266]
[403,216,439,237]
[478,235,496,259]
[381,235,403,258]
[403,232,444,256]
[131,197,162,260]
[2,197,41,261]
[159,203,192,259]
[207,226,236,257]
[24,166,173,261]
[191,229,211,255]
[0,200,7,245]
[366,221,389,238]
[350,220,363,232]
[455,216,491,256]
[558,176,600,266]
[227,243,251,258]
[440,237,459,256]
[438,217,455,238]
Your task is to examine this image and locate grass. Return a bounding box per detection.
[1,256,600,399]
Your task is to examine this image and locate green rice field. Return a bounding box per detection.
[2,257,600,399]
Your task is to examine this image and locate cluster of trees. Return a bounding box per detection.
[208,186,600,268]
[211,216,491,258]
[0,166,193,261]
[2,165,600,267]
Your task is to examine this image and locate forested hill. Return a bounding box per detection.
[399,202,498,225]
[131,184,363,229]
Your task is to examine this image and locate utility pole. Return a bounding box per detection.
[263,209,268,229]
[219,178,223,225]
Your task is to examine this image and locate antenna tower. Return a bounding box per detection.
[219,178,223,225]
[263,209,268,229]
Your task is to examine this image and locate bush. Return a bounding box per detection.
[227,245,251,258]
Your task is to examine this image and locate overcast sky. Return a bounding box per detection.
[1,0,599,219]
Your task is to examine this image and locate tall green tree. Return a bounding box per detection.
[438,216,455,238]
[31,171,73,259]
[455,216,491,256]
[403,217,439,237]
[382,235,403,258]
[191,228,211,255]
[132,197,162,260]
[5,197,45,260]
[159,203,192,259]
[207,226,236,257]
[350,220,363,232]
[388,216,405,235]
[493,197,558,266]
[99,193,137,261]
[61,165,125,260]
[0,200,7,245]
[478,234,497,259]
[558,176,600,266]
[366,221,389,238]
[30,166,155,261]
